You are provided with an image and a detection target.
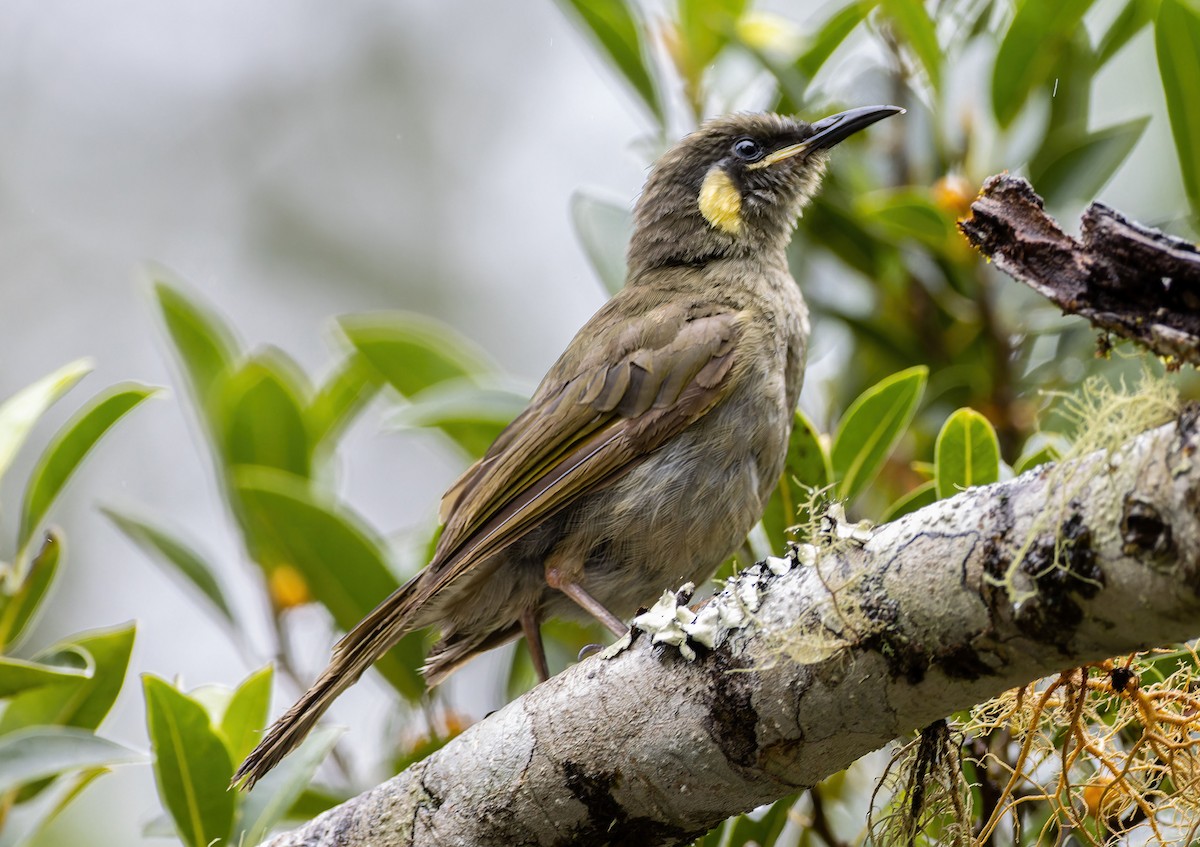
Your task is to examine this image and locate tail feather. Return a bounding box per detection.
[232,577,423,790]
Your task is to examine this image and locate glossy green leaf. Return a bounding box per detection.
[17,383,158,558]
[992,0,1096,127]
[880,0,942,91]
[236,725,343,844]
[152,279,239,417]
[831,366,927,502]
[0,358,92,486]
[0,623,136,734]
[1098,0,1160,65]
[389,380,527,458]
[555,0,662,121]
[219,665,273,765]
[882,479,938,522]
[143,676,235,847]
[1030,117,1150,204]
[0,532,61,652]
[338,312,491,398]
[101,508,235,624]
[0,728,138,794]
[761,410,831,546]
[935,408,1000,499]
[215,350,312,477]
[1157,0,1200,222]
[4,766,109,846]
[570,191,632,296]
[795,1,872,80]
[309,352,380,446]
[234,466,426,701]
[0,656,88,698]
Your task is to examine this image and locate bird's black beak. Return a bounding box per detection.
[805,105,905,150]
[747,104,904,170]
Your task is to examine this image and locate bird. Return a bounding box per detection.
[234,105,903,789]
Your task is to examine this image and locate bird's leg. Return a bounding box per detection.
[544,553,628,638]
[520,606,551,682]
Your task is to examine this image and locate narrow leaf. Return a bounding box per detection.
[831,366,927,502]
[795,2,872,79]
[1030,117,1150,204]
[880,0,942,91]
[992,0,1097,127]
[236,726,343,844]
[882,479,938,522]
[0,728,138,794]
[234,467,426,701]
[152,279,239,416]
[101,508,235,624]
[0,532,61,651]
[215,351,312,478]
[1157,0,1200,222]
[0,656,88,698]
[935,408,1001,499]
[761,410,831,546]
[0,359,92,485]
[143,676,236,847]
[219,665,273,765]
[388,380,528,459]
[1014,442,1062,474]
[1098,0,1160,65]
[338,312,492,398]
[555,0,663,120]
[570,191,632,295]
[309,353,380,446]
[0,623,136,734]
[17,384,158,557]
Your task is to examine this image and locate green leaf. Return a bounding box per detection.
[570,191,632,296]
[215,350,312,477]
[285,786,346,822]
[795,2,872,79]
[882,479,938,522]
[5,766,109,846]
[17,384,158,558]
[0,656,88,698]
[143,676,235,847]
[1098,0,1160,65]
[389,380,528,458]
[697,796,795,846]
[860,190,955,248]
[831,366,927,502]
[1157,0,1200,223]
[0,728,138,794]
[0,532,61,651]
[236,726,343,844]
[309,353,381,446]
[152,278,239,418]
[761,410,831,546]
[101,508,235,624]
[234,467,426,701]
[992,0,1097,127]
[0,359,92,486]
[338,312,492,398]
[0,623,136,734]
[880,0,942,91]
[934,408,1001,499]
[219,665,273,765]
[1030,117,1150,204]
[555,0,663,121]
[675,0,748,90]
[1014,442,1062,474]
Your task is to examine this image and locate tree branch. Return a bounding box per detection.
[958,174,1200,366]
[265,405,1200,846]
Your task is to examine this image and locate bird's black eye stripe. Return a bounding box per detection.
[732,137,765,162]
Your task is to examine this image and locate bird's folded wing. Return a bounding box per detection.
[423,306,742,597]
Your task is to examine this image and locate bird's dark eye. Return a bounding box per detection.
[731,137,765,162]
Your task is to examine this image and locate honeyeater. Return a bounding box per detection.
[234,105,902,788]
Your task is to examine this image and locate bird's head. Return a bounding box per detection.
[628,106,903,273]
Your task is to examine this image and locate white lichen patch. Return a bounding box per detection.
[821,503,875,546]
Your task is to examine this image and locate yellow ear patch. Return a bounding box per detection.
[698,167,742,235]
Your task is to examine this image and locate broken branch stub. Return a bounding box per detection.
[959,174,1200,366]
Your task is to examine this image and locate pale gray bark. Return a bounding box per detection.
[265,407,1200,847]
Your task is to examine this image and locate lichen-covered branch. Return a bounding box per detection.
[959,174,1200,366]
[265,407,1200,847]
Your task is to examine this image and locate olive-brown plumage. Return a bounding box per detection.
[235,106,901,788]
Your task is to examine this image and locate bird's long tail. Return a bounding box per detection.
[232,574,424,790]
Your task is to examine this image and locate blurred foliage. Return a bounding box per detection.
[4,0,1200,844]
